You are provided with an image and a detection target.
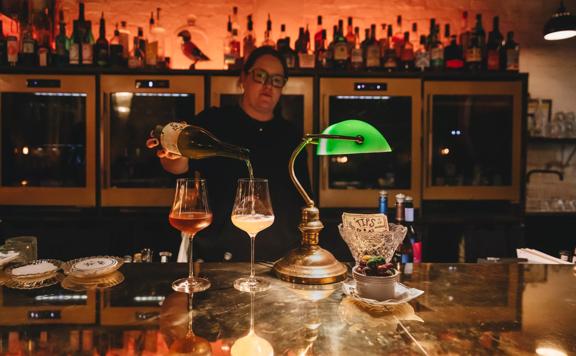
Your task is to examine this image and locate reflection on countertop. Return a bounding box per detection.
[0,263,575,355]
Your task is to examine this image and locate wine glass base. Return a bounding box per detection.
[233,277,270,293]
[172,277,211,293]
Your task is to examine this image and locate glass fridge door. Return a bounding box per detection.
[319,78,422,208]
[0,75,96,206]
[210,75,314,185]
[424,81,522,201]
[101,75,204,207]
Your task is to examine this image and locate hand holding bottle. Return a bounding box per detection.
[146,123,190,175]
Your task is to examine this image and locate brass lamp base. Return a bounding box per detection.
[273,245,348,285]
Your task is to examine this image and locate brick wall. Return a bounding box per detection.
[68,0,576,203]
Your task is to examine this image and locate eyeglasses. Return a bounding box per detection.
[249,68,287,88]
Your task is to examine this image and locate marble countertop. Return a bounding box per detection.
[0,262,575,355]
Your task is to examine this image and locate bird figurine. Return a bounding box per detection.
[177,30,210,69]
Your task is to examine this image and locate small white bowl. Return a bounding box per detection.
[352,265,399,301]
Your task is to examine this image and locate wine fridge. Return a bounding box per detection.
[0,74,96,206]
[423,80,523,201]
[209,73,314,186]
[100,75,204,206]
[0,287,96,325]
[319,77,422,208]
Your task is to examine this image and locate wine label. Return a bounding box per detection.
[333,42,349,61]
[160,122,189,155]
[69,43,80,65]
[366,46,381,67]
[506,49,519,70]
[342,212,389,234]
[405,207,414,222]
[7,38,18,64]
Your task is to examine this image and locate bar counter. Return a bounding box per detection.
[0,262,575,355]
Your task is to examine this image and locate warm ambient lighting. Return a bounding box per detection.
[543,1,576,40]
[273,119,391,284]
[536,346,568,356]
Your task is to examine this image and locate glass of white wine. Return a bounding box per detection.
[231,178,275,293]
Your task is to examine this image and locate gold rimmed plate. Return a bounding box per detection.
[61,271,125,292]
[62,256,124,278]
[4,259,63,280]
[4,273,64,290]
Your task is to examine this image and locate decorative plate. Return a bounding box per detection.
[61,271,125,292]
[4,259,62,280]
[4,273,64,290]
[342,279,424,307]
[63,256,123,278]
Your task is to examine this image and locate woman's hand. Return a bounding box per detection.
[146,132,190,174]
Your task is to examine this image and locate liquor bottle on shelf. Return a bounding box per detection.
[297,25,314,68]
[469,13,485,70]
[224,15,234,67]
[35,8,52,67]
[109,24,124,67]
[129,27,145,68]
[345,16,355,50]
[400,31,415,71]
[146,11,158,66]
[460,11,470,62]
[429,21,444,71]
[503,31,519,71]
[383,25,398,71]
[0,20,6,66]
[82,23,94,65]
[70,0,91,65]
[393,15,404,57]
[295,27,305,67]
[118,21,131,60]
[415,34,430,71]
[314,15,323,53]
[151,8,167,64]
[19,20,37,66]
[486,16,503,71]
[231,6,240,35]
[411,22,419,44]
[277,24,296,69]
[350,26,363,70]
[444,34,464,70]
[466,15,483,71]
[333,19,349,69]
[243,15,256,61]
[324,25,336,69]
[378,23,387,63]
[365,24,381,69]
[443,24,451,47]
[54,11,70,66]
[315,29,327,69]
[94,12,109,67]
[7,34,18,66]
[262,14,275,48]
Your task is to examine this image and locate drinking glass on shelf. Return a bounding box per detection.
[169,178,213,293]
[231,178,275,293]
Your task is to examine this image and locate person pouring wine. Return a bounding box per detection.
[147,46,310,264]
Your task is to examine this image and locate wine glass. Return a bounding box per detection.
[231,178,275,293]
[169,178,212,293]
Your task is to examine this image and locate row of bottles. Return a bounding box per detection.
[0,1,168,68]
[379,191,422,266]
[223,11,520,72]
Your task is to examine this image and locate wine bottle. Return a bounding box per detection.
[109,24,124,67]
[392,193,406,268]
[152,122,250,161]
[486,16,503,71]
[94,12,109,67]
[383,25,398,71]
[262,14,275,48]
[504,31,519,71]
[404,195,421,263]
[350,26,363,70]
[400,31,415,71]
[314,15,323,54]
[243,15,256,61]
[55,11,70,66]
[444,35,464,70]
[365,24,381,69]
[333,19,349,69]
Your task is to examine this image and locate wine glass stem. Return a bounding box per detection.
[249,234,256,280]
[187,233,196,281]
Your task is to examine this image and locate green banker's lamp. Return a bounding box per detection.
[273,119,392,284]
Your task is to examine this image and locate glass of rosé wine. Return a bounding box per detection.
[169,178,212,293]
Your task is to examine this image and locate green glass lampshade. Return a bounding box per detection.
[317,119,392,156]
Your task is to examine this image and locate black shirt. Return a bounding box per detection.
[190,105,309,262]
